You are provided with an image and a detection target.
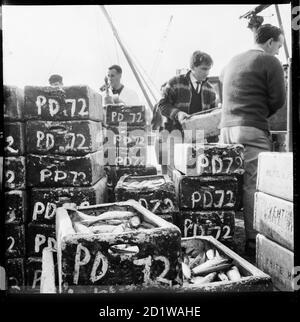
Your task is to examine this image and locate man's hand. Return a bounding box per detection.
[176,111,189,124]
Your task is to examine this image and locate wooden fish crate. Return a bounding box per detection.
[4,85,24,121]
[5,223,26,258]
[24,86,103,121]
[173,143,244,176]
[26,120,104,155]
[254,192,293,251]
[168,167,242,211]
[103,104,146,126]
[256,152,293,201]
[27,151,105,187]
[4,122,25,156]
[256,234,294,291]
[177,210,235,243]
[176,236,272,292]
[5,190,27,224]
[29,176,108,225]
[5,257,25,293]
[56,200,182,293]
[4,156,26,190]
[115,174,179,216]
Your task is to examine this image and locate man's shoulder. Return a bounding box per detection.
[168,74,189,86]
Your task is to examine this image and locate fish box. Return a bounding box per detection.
[177,210,235,243]
[177,236,272,292]
[4,85,24,121]
[256,152,293,201]
[115,174,179,215]
[26,120,103,155]
[181,108,221,141]
[105,165,157,189]
[5,223,26,258]
[271,131,288,152]
[104,124,148,149]
[27,150,105,187]
[29,176,108,224]
[5,258,25,293]
[168,168,241,211]
[25,256,58,293]
[256,234,294,291]
[24,85,103,121]
[27,223,56,258]
[173,143,244,176]
[104,104,146,126]
[5,190,27,224]
[254,192,293,251]
[104,146,147,167]
[56,200,182,293]
[4,122,25,156]
[4,156,26,190]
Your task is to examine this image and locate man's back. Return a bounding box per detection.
[220,49,286,131]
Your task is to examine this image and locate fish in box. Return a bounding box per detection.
[104,104,146,126]
[173,143,244,176]
[115,174,178,215]
[26,120,103,155]
[254,192,293,251]
[256,152,293,201]
[4,156,26,190]
[4,122,25,156]
[27,150,105,187]
[169,167,241,211]
[176,236,272,292]
[5,258,25,293]
[27,223,56,258]
[4,85,24,121]
[177,210,235,242]
[56,200,182,293]
[5,223,26,258]
[30,176,108,224]
[24,85,103,121]
[5,190,27,224]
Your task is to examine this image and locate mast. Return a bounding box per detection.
[100,5,154,111]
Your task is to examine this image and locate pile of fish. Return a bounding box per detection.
[181,239,242,285]
[121,178,165,190]
[68,208,157,235]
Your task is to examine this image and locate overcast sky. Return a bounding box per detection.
[2,4,291,105]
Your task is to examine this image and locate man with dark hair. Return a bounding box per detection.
[48,74,63,87]
[157,51,216,132]
[102,64,140,106]
[219,24,286,256]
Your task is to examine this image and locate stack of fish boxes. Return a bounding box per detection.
[168,143,244,245]
[103,104,154,201]
[23,85,107,292]
[4,85,27,293]
[255,152,294,291]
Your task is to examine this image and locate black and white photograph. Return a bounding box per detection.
[0,1,299,319]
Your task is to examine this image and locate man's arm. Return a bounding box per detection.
[157,80,182,121]
[266,57,286,117]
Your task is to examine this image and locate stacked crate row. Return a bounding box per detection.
[3,85,27,292]
[167,143,244,245]
[103,104,155,202]
[255,152,294,291]
[23,85,107,292]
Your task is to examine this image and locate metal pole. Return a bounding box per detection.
[100,5,154,111]
[286,58,292,152]
[275,4,289,61]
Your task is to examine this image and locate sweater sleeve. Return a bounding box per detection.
[266,56,286,117]
[157,79,181,121]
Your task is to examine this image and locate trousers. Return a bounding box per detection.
[219,126,272,241]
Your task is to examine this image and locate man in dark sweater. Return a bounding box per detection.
[219,24,286,256]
